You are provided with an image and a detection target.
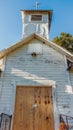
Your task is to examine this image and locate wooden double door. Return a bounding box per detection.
[12,86,54,130]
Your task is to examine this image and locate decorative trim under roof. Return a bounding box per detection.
[20,10,53,14]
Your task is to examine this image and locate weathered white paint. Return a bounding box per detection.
[52,84,59,130]
[0,57,6,99]
[21,13,49,39]
[0,33,72,60]
[0,59,3,88]
[28,40,43,54]
[0,38,73,128]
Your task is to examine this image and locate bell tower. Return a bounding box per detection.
[21,10,52,39]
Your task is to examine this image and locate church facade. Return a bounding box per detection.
[0,10,73,130]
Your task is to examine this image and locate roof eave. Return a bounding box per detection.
[0,33,35,59]
[35,33,73,61]
[0,33,73,61]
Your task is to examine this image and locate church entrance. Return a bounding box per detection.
[12,86,54,130]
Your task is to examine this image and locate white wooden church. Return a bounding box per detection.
[0,8,73,130]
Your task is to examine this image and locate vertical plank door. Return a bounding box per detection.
[12,86,54,130]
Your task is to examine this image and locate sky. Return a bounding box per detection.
[0,0,73,50]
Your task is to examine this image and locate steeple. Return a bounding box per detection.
[21,9,52,39]
[33,1,41,10]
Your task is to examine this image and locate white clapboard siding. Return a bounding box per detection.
[69,72,73,87]
[0,39,72,116]
[0,58,3,96]
[69,72,73,117]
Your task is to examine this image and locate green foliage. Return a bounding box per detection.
[52,32,73,53]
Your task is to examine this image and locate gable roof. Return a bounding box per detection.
[0,33,73,61]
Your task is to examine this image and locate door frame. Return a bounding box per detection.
[11,81,59,130]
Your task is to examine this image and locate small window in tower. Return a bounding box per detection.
[31,15,42,21]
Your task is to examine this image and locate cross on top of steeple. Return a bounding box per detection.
[33,1,41,10]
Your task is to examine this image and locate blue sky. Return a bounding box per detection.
[0,0,73,50]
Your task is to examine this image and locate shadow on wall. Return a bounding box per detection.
[11,68,56,86]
